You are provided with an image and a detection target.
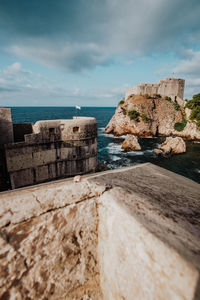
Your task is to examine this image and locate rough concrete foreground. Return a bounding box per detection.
[0,163,200,299]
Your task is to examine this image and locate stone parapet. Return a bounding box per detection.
[0,163,199,299]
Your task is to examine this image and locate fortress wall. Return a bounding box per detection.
[0,164,199,299]
[5,139,97,189]
[32,117,97,142]
[125,87,140,99]
[158,78,185,104]
[5,117,98,189]
[125,78,185,105]
[0,108,14,190]
[0,108,14,145]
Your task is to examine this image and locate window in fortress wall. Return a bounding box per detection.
[49,128,55,134]
[73,126,79,133]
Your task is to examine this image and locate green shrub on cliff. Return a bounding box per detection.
[185,93,200,129]
[190,106,200,121]
[128,109,140,122]
[173,100,180,111]
[119,99,125,105]
[155,94,161,98]
[141,113,149,122]
[165,96,172,102]
[174,117,187,131]
[185,93,200,110]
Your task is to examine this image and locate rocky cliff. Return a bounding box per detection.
[105,95,200,140]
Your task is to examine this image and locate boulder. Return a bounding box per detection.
[122,135,141,151]
[154,137,186,156]
[153,148,163,156]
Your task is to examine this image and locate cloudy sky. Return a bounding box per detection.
[0,0,200,106]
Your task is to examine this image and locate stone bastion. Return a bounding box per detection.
[125,77,185,106]
[0,111,98,190]
[0,163,199,299]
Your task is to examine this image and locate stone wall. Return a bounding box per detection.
[0,178,105,299]
[125,78,185,106]
[0,163,199,299]
[0,108,14,190]
[4,117,97,189]
[0,108,14,145]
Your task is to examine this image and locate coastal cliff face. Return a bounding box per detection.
[105,95,200,140]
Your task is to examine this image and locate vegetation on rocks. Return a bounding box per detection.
[155,94,161,98]
[185,93,200,129]
[119,99,125,105]
[165,96,172,102]
[173,100,180,111]
[141,113,149,122]
[128,109,140,122]
[174,117,187,131]
[121,107,127,115]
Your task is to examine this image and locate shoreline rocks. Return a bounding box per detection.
[154,137,186,156]
[121,135,141,151]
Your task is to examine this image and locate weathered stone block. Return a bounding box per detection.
[10,168,34,189]
[60,147,72,160]
[33,149,57,165]
[6,153,33,172]
[35,165,49,182]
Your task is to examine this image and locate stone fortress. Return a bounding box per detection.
[125,77,185,106]
[0,108,97,190]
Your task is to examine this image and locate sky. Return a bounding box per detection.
[0,0,200,107]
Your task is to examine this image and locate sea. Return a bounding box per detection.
[11,106,200,184]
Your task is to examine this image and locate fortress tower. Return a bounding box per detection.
[125,78,185,106]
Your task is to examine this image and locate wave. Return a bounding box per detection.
[106,142,155,156]
[106,143,122,155]
[98,127,126,139]
[110,155,121,161]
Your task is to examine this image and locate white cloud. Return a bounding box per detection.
[0,62,124,105]
[2,62,22,75]
[174,49,200,75]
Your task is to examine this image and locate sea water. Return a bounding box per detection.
[11,107,200,183]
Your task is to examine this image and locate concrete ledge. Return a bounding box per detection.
[0,163,199,299]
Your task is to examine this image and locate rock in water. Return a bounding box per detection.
[153,148,163,156]
[154,137,186,155]
[122,135,141,151]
